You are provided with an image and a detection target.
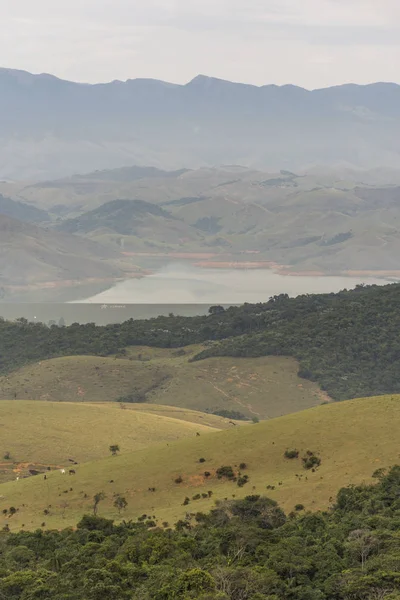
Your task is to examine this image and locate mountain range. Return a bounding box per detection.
[2,68,400,179]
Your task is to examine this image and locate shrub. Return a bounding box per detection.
[252,416,260,424]
[237,475,249,488]
[212,409,249,421]
[239,463,247,470]
[372,468,386,479]
[116,391,147,403]
[172,349,186,357]
[216,466,235,480]
[302,452,321,470]
[183,497,190,506]
[192,494,201,500]
[145,520,156,528]
[295,504,305,511]
[3,451,11,460]
[199,458,206,463]
[284,449,299,459]
[204,471,211,478]
[175,476,183,484]
[109,444,120,456]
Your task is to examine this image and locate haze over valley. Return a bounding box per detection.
[1,158,400,302]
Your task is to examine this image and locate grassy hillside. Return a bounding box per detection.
[1,394,398,531]
[0,214,132,295]
[0,355,172,404]
[0,348,325,419]
[0,401,227,484]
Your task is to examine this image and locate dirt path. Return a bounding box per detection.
[206,381,260,417]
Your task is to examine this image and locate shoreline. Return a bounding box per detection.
[2,261,398,304]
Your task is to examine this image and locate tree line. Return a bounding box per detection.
[2,467,400,598]
[1,283,400,399]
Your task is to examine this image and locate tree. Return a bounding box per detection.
[346,529,379,570]
[113,496,128,515]
[93,492,105,516]
[109,445,120,456]
[209,306,225,315]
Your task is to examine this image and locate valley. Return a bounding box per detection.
[4,11,400,598]
[1,164,400,302]
[0,283,399,533]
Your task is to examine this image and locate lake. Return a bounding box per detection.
[0,264,393,325]
[77,263,391,305]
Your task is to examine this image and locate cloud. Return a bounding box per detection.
[1,0,400,87]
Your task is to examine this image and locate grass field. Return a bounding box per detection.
[0,355,172,404]
[1,395,399,531]
[0,401,232,483]
[0,345,326,419]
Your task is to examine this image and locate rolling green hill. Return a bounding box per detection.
[0,348,325,419]
[1,394,398,531]
[0,401,232,484]
[0,355,172,404]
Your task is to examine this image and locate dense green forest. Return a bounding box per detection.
[2,467,400,599]
[1,283,400,400]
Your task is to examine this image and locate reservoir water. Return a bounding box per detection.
[0,265,393,325]
[78,263,390,305]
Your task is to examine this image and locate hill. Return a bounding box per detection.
[55,198,203,249]
[8,165,400,273]
[1,394,399,531]
[0,214,142,301]
[56,199,175,235]
[0,400,229,484]
[0,349,324,419]
[1,283,400,400]
[2,69,400,179]
[0,194,49,223]
[3,469,400,600]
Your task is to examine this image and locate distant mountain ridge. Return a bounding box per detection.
[2,68,400,178]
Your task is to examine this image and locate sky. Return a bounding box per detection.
[1,0,400,88]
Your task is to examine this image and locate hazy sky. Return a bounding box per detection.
[1,0,400,88]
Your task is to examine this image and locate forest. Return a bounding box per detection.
[2,467,400,599]
[1,283,400,400]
